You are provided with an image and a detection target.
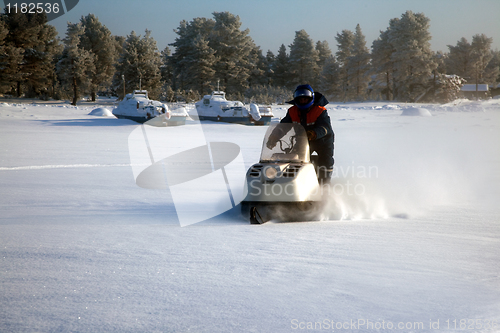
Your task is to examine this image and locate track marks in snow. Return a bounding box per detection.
[0,163,148,171]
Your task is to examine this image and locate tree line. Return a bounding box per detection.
[1,10,499,105]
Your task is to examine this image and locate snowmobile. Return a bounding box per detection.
[241,123,324,224]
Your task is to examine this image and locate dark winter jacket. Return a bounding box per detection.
[281,91,334,143]
[280,92,335,169]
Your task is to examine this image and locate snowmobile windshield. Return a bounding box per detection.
[260,123,310,163]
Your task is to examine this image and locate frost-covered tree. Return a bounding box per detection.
[486,50,500,87]
[170,12,257,95]
[248,47,269,86]
[434,51,447,75]
[470,34,498,87]
[346,24,370,100]
[160,46,173,94]
[209,12,256,95]
[22,20,60,98]
[335,29,355,101]
[265,50,275,85]
[170,17,215,91]
[316,40,332,72]
[318,55,340,98]
[371,27,396,100]
[2,11,61,97]
[113,35,125,58]
[446,34,498,90]
[79,14,116,101]
[113,30,162,100]
[0,19,9,91]
[181,35,216,95]
[244,84,289,104]
[445,37,472,80]
[272,44,291,88]
[0,19,6,42]
[289,29,319,86]
[0,18,23,94]
[57,22,95,105]
[387,11,437,101]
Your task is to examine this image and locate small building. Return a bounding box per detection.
[460,84,489,99]
[490,83,500,98]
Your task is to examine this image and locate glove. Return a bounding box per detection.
[266,134,279,149]
[307,130,317,141]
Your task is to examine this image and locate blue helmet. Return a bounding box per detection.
[293,84,314,109]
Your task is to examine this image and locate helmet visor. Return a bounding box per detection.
[293,88,313,99]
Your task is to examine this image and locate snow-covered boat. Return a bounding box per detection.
[113,90,188,126]
[195,90,273,125]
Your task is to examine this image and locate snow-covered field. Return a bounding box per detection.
[1,97,499,332]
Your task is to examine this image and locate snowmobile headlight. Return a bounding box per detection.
[264,166,278,180]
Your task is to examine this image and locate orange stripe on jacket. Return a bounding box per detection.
[289,105,326,126]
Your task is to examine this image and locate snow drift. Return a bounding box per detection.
[88,107,115,117]
[401,107,432,116]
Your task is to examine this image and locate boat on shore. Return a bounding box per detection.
[195,90,273,125]
[113,90,188,126]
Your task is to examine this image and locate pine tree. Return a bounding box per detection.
[113,30,162,100]
[160,46,173,98]
[434,51,447,75]
[2,12,61,97]
[272,44,291,88]
[170,17,215,91]
[371,27,396,100]
[446,37,472,80]
[470,34,498,88]
[181,35,216,95]
[387,11,437,101]
[335,29,355,101]
[160,46,172,82]
[24,21,60,98]
[244,84,289,104]
[0,19,8,92]
[318,55,340,98]
[79,14,116,101]
[0,17,23,94]
[57,22,95,105]
[346,24,370,100]
[486,50,500,87]
[248,47,268,87]
[113,35,125,57]
[315,40,332,72]
[289,29,319,86]
[209,12,256,95]
[0,19,7,47]
[445,34,498,92]
[265,50,275,85]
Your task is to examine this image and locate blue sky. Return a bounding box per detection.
[48,0,500,54]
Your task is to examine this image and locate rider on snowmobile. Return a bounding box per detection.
[268,84,334,183]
